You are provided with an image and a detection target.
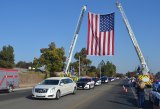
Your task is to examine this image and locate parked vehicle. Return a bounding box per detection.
[149,81,160,109]
[32,77,77,99]
[76,77,95,90]
[100,76,109,83]
[92,77,101,86]
[0,68,19,92]
[108,77,115,82]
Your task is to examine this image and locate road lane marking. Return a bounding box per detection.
[66,81,121,109]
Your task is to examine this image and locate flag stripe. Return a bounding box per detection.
[87,12,90,55]
[103,32,106,55]
[101,32,104,55]
[92,14,96,55]
[112,30,114,55]
[107,32,110,55]
[91,14,94,55]
[99,32,101,55]
[95,15,98,55]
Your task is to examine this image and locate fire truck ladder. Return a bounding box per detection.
[116,2,149,74]
[65,6,87,74]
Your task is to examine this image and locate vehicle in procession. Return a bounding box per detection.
[76,77,95,90]
[92,77,101,86]
[32,77,77,99]
[100,76,109,83]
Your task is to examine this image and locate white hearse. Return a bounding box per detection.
[32,77,77,99]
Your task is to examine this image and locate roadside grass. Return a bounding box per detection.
[19,72,45,88]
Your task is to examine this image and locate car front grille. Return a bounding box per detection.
[77,83,86,88]
[35,88,48,93]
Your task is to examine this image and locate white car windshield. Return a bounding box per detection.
[41,80,59,85]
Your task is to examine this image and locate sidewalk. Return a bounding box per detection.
[123,79,153,109]
[130,86,153,109]
[14,87,33,91]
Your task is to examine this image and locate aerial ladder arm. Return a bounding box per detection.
[116,2,149,74]
[65,6,87,74]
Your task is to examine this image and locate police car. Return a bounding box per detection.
[92,77,101,86]
[76,77,95,89]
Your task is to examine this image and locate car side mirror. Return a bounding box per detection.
[60,83,64,86]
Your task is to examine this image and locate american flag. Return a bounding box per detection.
[87,12,115,56]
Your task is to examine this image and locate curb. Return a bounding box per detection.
[14,87,33,91]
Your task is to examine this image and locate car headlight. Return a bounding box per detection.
[50,87,56,93]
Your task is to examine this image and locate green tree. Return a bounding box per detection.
[72,48,92,75]
[88,66,97,73]
[101,61,116,77]
[0,45,15,68]
[87,66,97,77]
[126,71,137,78]
[16,61,33,69]
[115,73,124,78]
[33,42,66,77]
[70,61,79,72]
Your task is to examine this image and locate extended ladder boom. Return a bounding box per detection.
[116,2,149,74]
[65,6,86,74]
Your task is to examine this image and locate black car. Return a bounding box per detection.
[92,77,101,86]
[76,77,95,89]
[100,76,109,83]
[108,77,115,82]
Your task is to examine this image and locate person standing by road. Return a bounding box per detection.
[136,80,145,109]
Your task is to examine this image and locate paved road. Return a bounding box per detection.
[0,79,153,109]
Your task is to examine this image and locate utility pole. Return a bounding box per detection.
[65,5,87,74]
[79,56,80,78]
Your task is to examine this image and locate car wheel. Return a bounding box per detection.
[72,87,77,95]
[56,90,61,100]
[88,85,91,90]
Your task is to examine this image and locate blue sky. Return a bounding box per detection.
[0,0,159,73]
